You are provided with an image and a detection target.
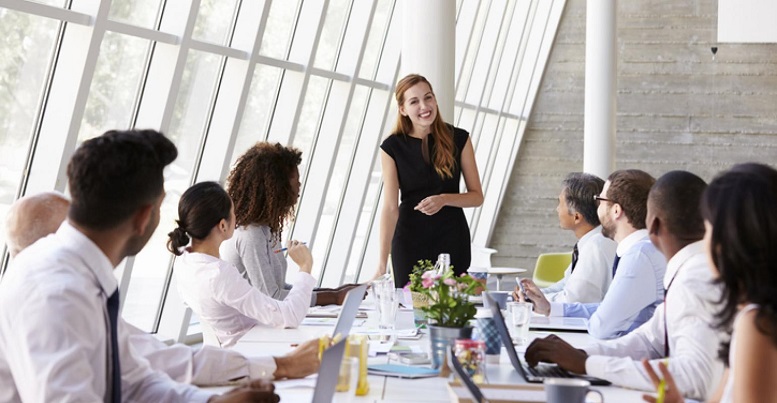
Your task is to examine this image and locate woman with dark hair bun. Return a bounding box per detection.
[168,181,313,348]
[641,162,777,403]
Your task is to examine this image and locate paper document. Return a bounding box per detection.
[529,316,588,332]
[368,364,439,379]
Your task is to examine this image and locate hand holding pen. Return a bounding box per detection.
[282,240,313,274]
[273,241,307,253]
[641,359,683,403]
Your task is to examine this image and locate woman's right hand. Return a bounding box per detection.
[641,359,684,403]
[287,240,313,274]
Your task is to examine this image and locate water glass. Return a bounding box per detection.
[373,282,399,342]
[507,301,532,345]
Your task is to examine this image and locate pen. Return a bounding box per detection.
[273,242,307,253]
[656,359,668,403]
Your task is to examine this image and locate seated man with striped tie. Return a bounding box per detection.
[0,130,277,402]
[519,169,666,339]
[514,172,616,304]
[523,170,725,401]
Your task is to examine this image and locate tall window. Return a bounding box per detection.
[0,0,563,337]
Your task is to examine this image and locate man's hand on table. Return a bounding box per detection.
[315,283,365,305]
[273,338,320,379]
[209,379,279,403]
[524,334,588,374]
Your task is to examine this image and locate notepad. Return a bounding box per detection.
[367,364,439,379]
[447,382,546,403]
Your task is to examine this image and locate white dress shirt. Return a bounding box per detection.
[543,226,617,303]
[175,250,314,348]
[583,241,725,400]
[0,222,212,402]
[127,323,277,385]
[549,229,667,339]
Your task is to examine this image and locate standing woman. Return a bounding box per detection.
[641,163,777,403]
[373,74,484,288]
[169,182,314,348]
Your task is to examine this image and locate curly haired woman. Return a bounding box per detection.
[220,142,355,306]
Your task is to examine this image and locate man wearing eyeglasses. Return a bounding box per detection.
[519,169,666,340]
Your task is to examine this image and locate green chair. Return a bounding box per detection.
[532,252,573,288]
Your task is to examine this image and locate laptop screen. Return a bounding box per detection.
[333,284,368,338]
[311,338,347,403]
[485,293,528,377]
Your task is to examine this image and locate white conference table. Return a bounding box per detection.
[219,308,647,402]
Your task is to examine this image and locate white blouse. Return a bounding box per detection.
[175,251,315,348]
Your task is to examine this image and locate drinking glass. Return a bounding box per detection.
[373,281,399,342]
[507,301,533,345]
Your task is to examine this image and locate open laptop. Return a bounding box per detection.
[311,338,347,403]
[332,284,368,338]
[485,293,610,386]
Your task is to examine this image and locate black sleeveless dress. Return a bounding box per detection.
[380,125,472,288]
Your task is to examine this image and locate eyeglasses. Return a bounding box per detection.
[593,195,617,206]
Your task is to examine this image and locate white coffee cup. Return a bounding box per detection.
[544,378,604,403]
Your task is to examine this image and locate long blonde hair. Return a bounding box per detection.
[392,74,456,179]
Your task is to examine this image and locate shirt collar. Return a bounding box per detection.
[56,220,118,296]
[664,240,705,288]
[616,228,649,257]
[577,225,602,248]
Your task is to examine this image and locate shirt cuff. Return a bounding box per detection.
[292,271,316,288]
[248,356,278,380]
[549,302,565,317]
[584,355,609,380]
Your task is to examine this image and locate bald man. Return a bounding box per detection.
[5,192,69,257]
[3,191,319,385]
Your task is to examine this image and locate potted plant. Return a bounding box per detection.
[407,259,481,371]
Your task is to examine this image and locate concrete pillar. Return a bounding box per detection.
[583,0,617,178]
[400,0,456,121]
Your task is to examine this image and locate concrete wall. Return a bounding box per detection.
[491,0,777,271]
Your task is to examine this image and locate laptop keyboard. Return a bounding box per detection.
[523,363,573,379]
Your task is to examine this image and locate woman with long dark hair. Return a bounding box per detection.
[642,162,777,402]
[373,74,484,287]
[168,181,313,348]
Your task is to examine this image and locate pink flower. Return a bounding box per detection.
[421,270,440,288]
[443,278,457,286]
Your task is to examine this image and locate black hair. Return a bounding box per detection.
[67,129,177,230]
[167,181,232,256]
[649,170,706,240]
[562,172,605,226]
[701,162,777,365]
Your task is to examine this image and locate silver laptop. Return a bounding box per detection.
[485,293,610,386]
[332,284,368,338]
[311,338,347,403]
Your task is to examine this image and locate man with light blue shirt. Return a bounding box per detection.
[520,169,666,339]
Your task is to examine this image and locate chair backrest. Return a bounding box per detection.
[470,244,497,269]
[532,252,572,288]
